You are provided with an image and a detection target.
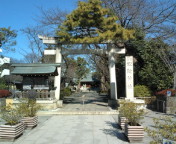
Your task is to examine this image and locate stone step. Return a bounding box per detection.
[37,110,119,115]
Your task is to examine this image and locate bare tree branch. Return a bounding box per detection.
[102,0,176,40]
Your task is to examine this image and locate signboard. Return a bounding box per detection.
[167,91,171,96]
[125,56,134,99]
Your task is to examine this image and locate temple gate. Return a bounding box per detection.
[39,35,135,102]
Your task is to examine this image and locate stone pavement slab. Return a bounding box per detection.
[1,110,175,144]
[37,92,118,115]
[2,115,128,144]
[1,91,175,144]
[61,92,110,112]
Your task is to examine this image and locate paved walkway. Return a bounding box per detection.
[38,92,118,115]
[61,92,110,112]
[1,92,175,144]
[2,110,167,144]
[9,115,129,144]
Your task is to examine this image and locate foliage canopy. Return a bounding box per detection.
[138,40,173,91]
[124,30,173,92]
[76,57,89,82]
[0,27,17,51]
[57,0,134,43]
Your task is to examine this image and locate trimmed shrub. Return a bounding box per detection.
[60,87,72,99]
[119,100,145,126]
[0,104,22,125]
[134,85,151,97]
[0,78,7,89]
[17,98,42,117]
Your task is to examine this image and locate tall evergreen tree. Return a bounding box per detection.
[116,30,173,95]
[0,27,17,52]
[76,57,89,82]
[57,0,134,43]
[138,40,173,91]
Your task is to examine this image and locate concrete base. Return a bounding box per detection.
[56,100,63,108]
[125,98,146,109]
[13,99,63,110]
[36,100,63,110]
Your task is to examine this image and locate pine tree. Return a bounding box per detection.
[57,0,134,43]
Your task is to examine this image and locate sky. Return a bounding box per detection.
[0,0,78,60]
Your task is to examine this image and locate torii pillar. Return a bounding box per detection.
[54,47,62,100]
[108,47,118,100]
[42,48,62,100]
[38,35,62,100]
[108,46,135,100]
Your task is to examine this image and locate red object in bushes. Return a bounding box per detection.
[156,89,176,96]
[0,90,12,98]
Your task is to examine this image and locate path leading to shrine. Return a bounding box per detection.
[63,92,109,111]
[37,91,117,115]
[58,92,117,114]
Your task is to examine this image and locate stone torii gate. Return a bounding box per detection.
[39,35,134,102]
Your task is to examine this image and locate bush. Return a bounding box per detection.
[0,90,12,98]
[145,116,176,144]
[119,100,145,126]
[17,98,42,117]
[60,87,72,99]
[134,85,151,97]
[0,104,22,125]
[0,78,7,89]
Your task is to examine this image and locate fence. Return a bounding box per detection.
[13,91,55,100]
[156,99,166,112]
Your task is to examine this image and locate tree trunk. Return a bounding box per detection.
[100,76,106,92]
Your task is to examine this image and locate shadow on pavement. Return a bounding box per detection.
[101,121,128,142]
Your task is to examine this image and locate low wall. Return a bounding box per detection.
[166,96,176,114]
[37,100,63,110]
[11,99,63,110]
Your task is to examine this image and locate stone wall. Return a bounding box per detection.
[166,96,176,114]
[0,98,6,111]
[12,99,63,110]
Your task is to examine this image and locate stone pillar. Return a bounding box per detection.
[108,47,117,100]
[125,56,134,99]
[54,47,62,100]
